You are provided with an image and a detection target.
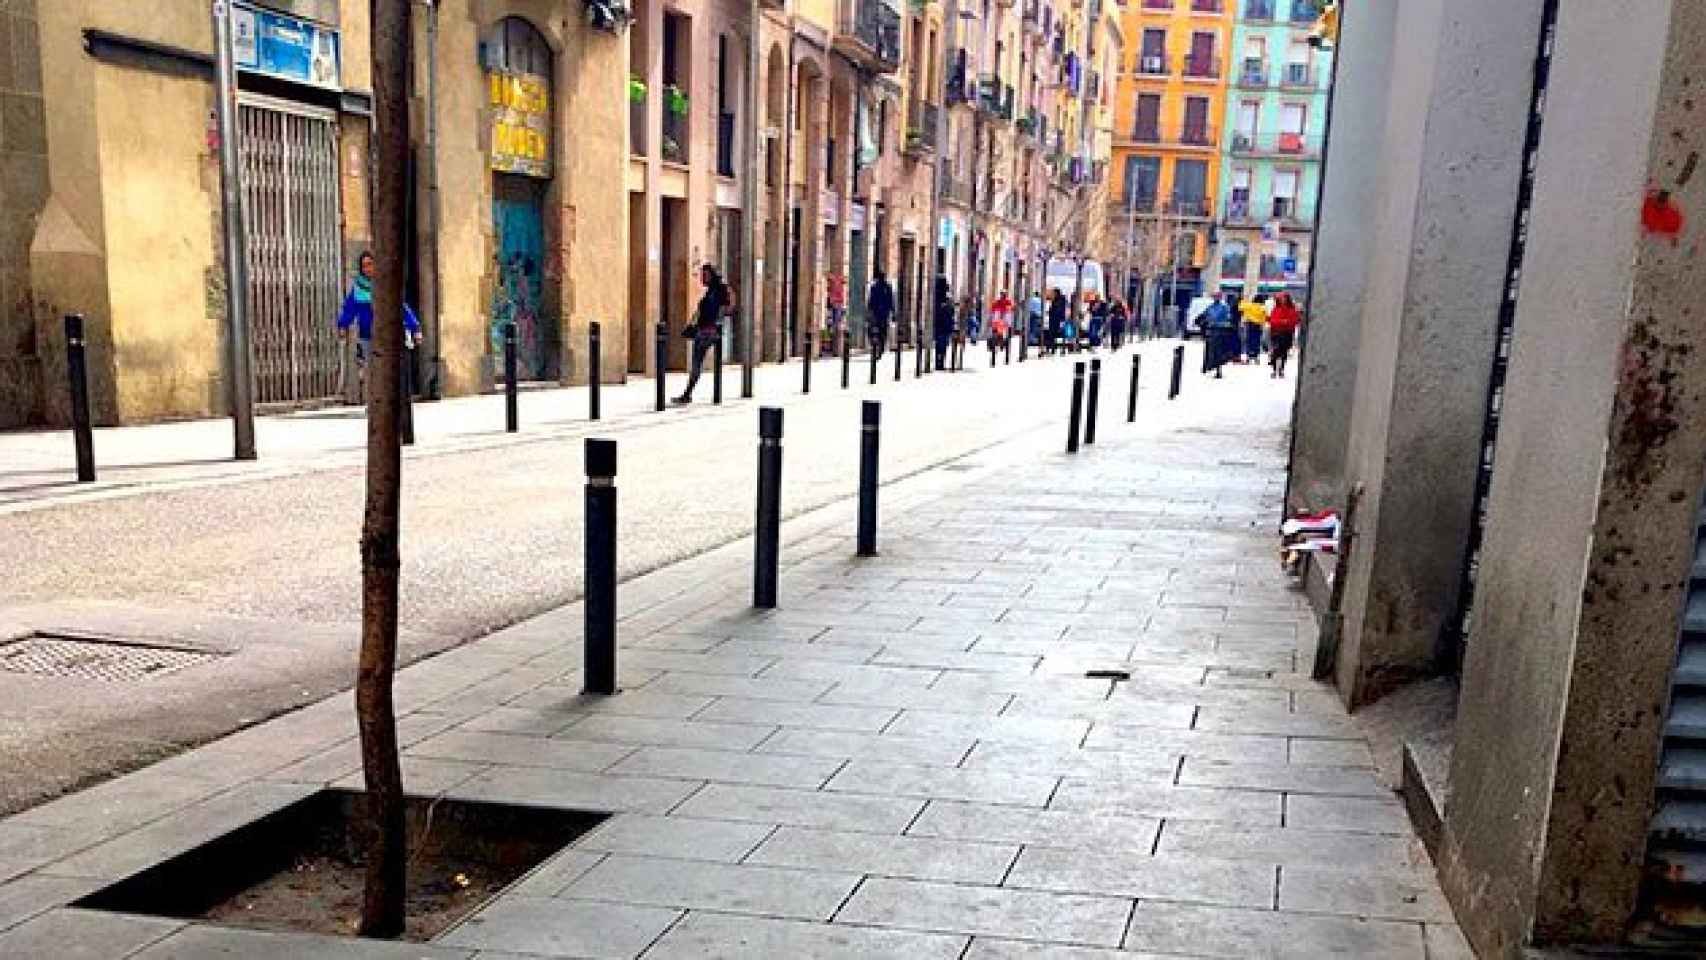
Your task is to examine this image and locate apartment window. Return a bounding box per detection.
[1139,29,1167,74]
[716,35,736,177]
[1142,0,1172,8]
[662,11,690,164]
[1185,31,1216,78]
[1241,36,1265,85]
[1220,239,1248,278]
[1272,168,1299,218]
[1230,167,1251,219]
[1123,154,1160,207]
[1173,158,1208,215]
[1285,40,1312,85]
[1175,229,1198,264]
[1245,0,1275,19]
[1133,93,1161,140]
[1181,97,1210,145]
[1290,0,1321,23]
[1191,0,1221,11]
[1278,102,1306,153]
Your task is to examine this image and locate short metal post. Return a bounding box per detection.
[856,401,880,557]
[1169,344,1184,400]
[1067,361,1085,454]
[400,350,415,446]
[713,333,724,405]
[1004,334,1012,365]
[1085,358,1101,446]
[654,321,668,411]
[840,328,851,389]
[503,320,519,433]
[583,438,618,695]
[589,321,602,420]
[754,407,784,608]
[64,314,95,482]
[1127,353,1141,423]
[802,330,813,394]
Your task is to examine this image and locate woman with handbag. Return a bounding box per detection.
[672,264,728,404]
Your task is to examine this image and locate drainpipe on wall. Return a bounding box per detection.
[740,5,762,396]
[421,0,443,399]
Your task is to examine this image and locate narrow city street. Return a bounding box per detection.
[3,341,1233,814]
[0,342,1469,958]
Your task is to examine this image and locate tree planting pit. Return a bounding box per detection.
[75,789,606,942]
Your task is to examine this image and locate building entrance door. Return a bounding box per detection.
[237,95,344,406]
[492,174,551,380]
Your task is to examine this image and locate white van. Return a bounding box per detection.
[1044,259,1105,301]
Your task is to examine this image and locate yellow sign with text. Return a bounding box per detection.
[488,70,551,178]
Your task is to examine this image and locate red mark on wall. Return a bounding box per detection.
[1642,189,1684,240]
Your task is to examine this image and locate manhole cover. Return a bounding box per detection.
[0,634,220,682]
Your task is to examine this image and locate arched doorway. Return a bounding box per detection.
[481,16,557,381]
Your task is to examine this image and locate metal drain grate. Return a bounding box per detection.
[0,634,220,682]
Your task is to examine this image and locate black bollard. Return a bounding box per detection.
[1085,358,1102,446]
[583,438,618,695]
[840,329,851,389]
[894,322,904,382]
[1169,344,1184,399]
[802,330,813,394]
[503,320,519,433]
[589,321,602,420]
[1127,353,1141,423]
[754,407,784,608]
[400,350,415,446]
[1067,361,1086,454]
[713,333,724,405]
[1005,334,1012,365]
[654,321,668,411]
[856,400,880,557]
[989,339,997,368]
[63,314,95,482]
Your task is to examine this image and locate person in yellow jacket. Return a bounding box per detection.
[1239,293,1270,363]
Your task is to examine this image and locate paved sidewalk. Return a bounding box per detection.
[0,363,1468,958]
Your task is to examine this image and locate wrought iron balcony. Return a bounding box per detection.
[1135,53,1170,76]
[835,0,904,73]
[1229,130,1322,157]
[1183,55,1221,80]
[903,101,939,155]
[1237,60,1267,88]
[1280,62,1314,88]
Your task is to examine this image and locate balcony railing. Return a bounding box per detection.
[1229,130,1322,156]
[947,49,972,104]
[1245,0,1275,18]
[662,106,688,164]
[1227,197,1251,221]
[1141,0,1172,8]
[939,170,975,205]
[1136,53,1170,76]
[1126,126,1217,148]
[1171,196,1211,218]
[836,0,904,72]
[1118,192,1159,213]
[1183,55,1221,79]
[1259,255,1288,280]
[1190,0,1221,11]
[1221,255,1248,277]
[904,101,939,154]
[1281,63,1313,88]
[1238,60,1267,87]
[630,91,647,156]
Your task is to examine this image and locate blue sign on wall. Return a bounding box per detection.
[231,2,342,91]
[1282,257,1298,274]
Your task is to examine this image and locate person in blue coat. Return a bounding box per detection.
[338,251,421,367]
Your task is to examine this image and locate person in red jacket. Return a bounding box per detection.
[1267,292,1302,378]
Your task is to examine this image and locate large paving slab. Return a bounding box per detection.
[0,357,1458,956]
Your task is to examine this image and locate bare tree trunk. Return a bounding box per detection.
[358,0,410,939]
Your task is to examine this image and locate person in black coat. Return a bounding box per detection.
[1045,290,1068,356]
[867,268,895,361]
[933,276,955,369]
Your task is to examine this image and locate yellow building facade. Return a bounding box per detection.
[1110,0,1232,310]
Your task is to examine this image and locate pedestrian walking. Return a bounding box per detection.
[1087,295,1108,351]
[933,276,955,368]
[867,268,895,362]
[672,263,728,404]
[1202,291,1237,379]
[990,290,1013,352]
[826,271,847,357]
[1108,297,1129,350]
[1268,291,1302,379]
[1046,289,1067,355]
[1240,293,1269,364]
[1026,290,1045,347]
[338,251,420,400]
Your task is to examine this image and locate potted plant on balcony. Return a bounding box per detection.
[628,76,647,102]
[664,84,690,116]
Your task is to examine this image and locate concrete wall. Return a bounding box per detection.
[1437,1,1705,952]
[0,0,47,428]
[1330,0,1542,707]
[1283,0,1395,513]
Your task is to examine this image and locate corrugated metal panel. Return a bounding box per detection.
[1644,500,1706,935]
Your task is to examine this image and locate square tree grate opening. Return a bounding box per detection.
[0,633,221,682]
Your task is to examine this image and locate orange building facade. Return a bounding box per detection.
[1109,0,1232,319]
